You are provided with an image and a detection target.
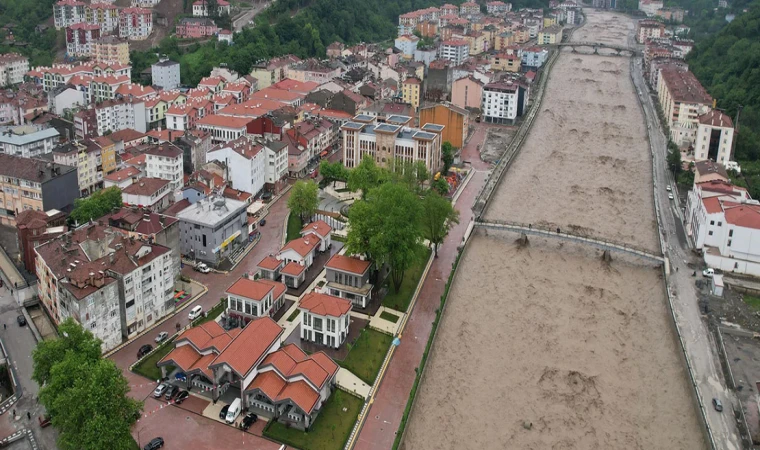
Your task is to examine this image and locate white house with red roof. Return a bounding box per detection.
[324,254,373,308]
[278,236,320,289]
[226,277,287,323]
[300,219,332,252]
[299,292,352,348]
[205,135,266,196]
[159,317,338,430]
[192,0,231,17]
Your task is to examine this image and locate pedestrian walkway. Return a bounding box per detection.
[368,307,403,336]
[336,368,370,400]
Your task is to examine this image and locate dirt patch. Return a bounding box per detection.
[480,127,517,163]
[401,233,707,450]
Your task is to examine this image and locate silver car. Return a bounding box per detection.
[153,382,169,398]
[155,332,169,343]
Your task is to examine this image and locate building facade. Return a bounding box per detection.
[0,53,30,86]
[0,126,60,158]
[694,110,734,165]
[299,292,352,349]
[151,58,180,90]
[176,196,248,264]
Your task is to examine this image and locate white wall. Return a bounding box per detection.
[52,88,86,115]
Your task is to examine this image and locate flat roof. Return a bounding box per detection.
[341,122,364,130]
[386,114,412,124]
[421,123,445,132]
[413,131,437,140]
[352,114,374,122]
[176,196,248,227]
[0,127,59,146]
[375,123,402,133]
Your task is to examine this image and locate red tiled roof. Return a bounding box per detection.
[226,277,275,301]
[122,177,169,196]
[276,381,320,413]
[281,261,306,276]
[702,196,722,214]
[724,204,760,229]
[210,317,282,377]
[159,345,202,372]
[281,236,319,257]
[197,114,251,129]
[301,220,332,238]
[247,370,287,400]
[258,279,287,299]
[325,254,370,275]
[105,166,141,182]
[258,255,283,271]
[299,292,351,317]
[698,110,733,128]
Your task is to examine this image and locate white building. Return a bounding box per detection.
[694,110,734,165]
[88,3,121,34]
[394,35,419,58]
[300,220,332,252]
[151,57,181,90]
[217,29,233,44]
[226,277,287,323]
[66,23,101,58]
[481,81,528,124]
[54,0,87,29]
[440,40,470,65]
[206,136,266,195]
[121,177,172,211]
[0,126,60,158]
[0,53,30,86]
[657,68,712,146]
[299,292,352,349]
[48,85,87,116]
[264,141,288,187]
[143,143,184,191]
[324,254,373,309]
[104,166,143,189]
[96,98,147,135]
[197,114,250,144]
[192,0,231,17]
[119,8,153,40]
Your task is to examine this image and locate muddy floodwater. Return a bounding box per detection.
[401,9,706,450]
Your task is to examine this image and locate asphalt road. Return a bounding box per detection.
[232,1,270,32]
[629,39,743,449]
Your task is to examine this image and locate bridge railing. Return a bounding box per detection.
[474,219,663,259]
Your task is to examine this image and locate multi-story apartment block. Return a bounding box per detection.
[401,77,421,110]
[0,153,79,226]
[87,3,120,33]
[119,8,153,40]
[486,1,511,14]
[192,0,231,17]
[538,25,563,44]
[0,126,60,158]
[90,74,130,102]
[341,114,442,173]
[96,98,147,134]
[637,19,665,43]
[460,1,480,16]
[440,40,470,65]
[54,0,87,29]
[151,57,180,90]
[481,81,528,124]
[299,292,352,349]
[250,55,301,89]
[93,36,130,65]
[176,17,219,39]
[206,136,266,195]
[0,53,29,86]
[122,178,172,211]
[440,3,459,16]
[521,46,549,68]
[52,139,115,195]
[66,23,101,58]
[394,35,420,59]
[694,110,734,164]
[287,59,342,84]
[197,115,250,144]
[143,143,184,191]
[657,67,712,145]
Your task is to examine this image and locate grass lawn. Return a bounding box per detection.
[338,328,393,385]
[331,234,346,243]
[287,309,300,322]
[192,300,225,327]
[745,295,760,311]
[381,244,432,312]
[264,390,363,450]
[286,211,303,242]
[379,311,399,323]
[132,340,175,381]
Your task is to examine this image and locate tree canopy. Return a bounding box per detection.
[69,186,123,225]
[441,141,455,175]
[0,0,59,66]
[33,319,142,450]
[348,155,384,199]
[319,160,349,187]
[421,191,460,257]
[288,180,320,221]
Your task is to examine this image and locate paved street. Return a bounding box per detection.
[630,48,742,449]
[353,123,491,450]
[233,0,271,32]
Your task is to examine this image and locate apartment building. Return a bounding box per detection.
[96,98,147,134]
[93,37,130,65]
[0,126,60,158]
[90,74,130,102]
[419,103,469,149]
[192,0,231,17]
[176,17,218,39]
[87,3,120,33]
[197,115,250,144]
[54,0,87,29]
[394,35,420,59]
[341,114,442,173]
[481,81,528,124]
[119,7,153,40]
[122,177,171,211]
[490,52,521,72]
[52,139,112,195]
[66,23,101,58]
[287,59,341,84]
[0,53,29,86]
[451,75,484,110]
[486,1,511,14]
[176,196,248,265]
[0,153,79,226]
[637,19,665,43]
[460,1,480,16]
[151,57,180,90]
[440,40,470,65]
[694,110,734,165]
[250,55,301,89]
[657,67,712,145]
[206,136,266,195]
[401,77,421,111]
[521,47,549,68]
[538,25,563,44]
[143,143,184,191]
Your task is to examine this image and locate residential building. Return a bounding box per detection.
[481,81,528,124]
[263,141,288,192]
[48,85,86,116]
[299,292,352,349]
[54,0,87,29]
[110,128,148,148]
[0,153,78,226]
[218,29,233,44]
[87,3,120,34]
[158,318,339,430]
[301,220,332,252]
[104,166,143,189]
[0,126,60,158]
[460,1,480,16]
[143,142,184,191]
[52,140,109,195]
[451,75,484,110]
[95,98,147,134]
[326,42,345,59]
[66,23,101,58]
[486,1,511,14]
[521,47,549,69]
[206,136,266,196]
[324,254,372,309]
[490,53,521,72]
[16,210,67,273]
[419,103,469,149]
[394,35,420,59]
[176,130,212,173]
[657,68,712,145]
[176,196,248,264]
[287,59,342,84]
[401,77,421,111]
[656,7,684,22]
[122,177,171,210]
[637,19,665,43]
[192,0,231,17]
[639,0,664,16]
[0,53,29,87]
[119,8,153,40]
[176,17,218,39]
[93,37,130,65]
[74,108,97,139]
[197,115,250,144]
[151,57,180,90]
[226,277,287,324]
[250,55,301,89]
[342,114,442,173]
[694,110,734,165]
[440,40,470,65]
[90,74,130,102]
[538,25,563,44]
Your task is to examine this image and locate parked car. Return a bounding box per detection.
[143,437,164,450]
[668,193,674,200]
[164,385,179,400]
[666,186,672,192]
[219,405,230,420]
[259,219,266,226]
[155,331,169,343]
[194,262,211,274]
[241,412,257,430]
[153,383,169,398]
[175,372,187,382]
[188,305,203,320]
[16,315,26,326]
[137,344,153,358]
[174,390,189,404]
[712,398,723,412]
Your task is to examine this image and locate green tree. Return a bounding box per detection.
[420,191,459,257]
[348,155,383,199]
[667,141,683,174]
[441,141,455,175]
[69,186,123,225]
[320,160,348,187]
[347,183,422,291]
[33,319,142,450]
[432,176,449,196]
[287,180,320,222]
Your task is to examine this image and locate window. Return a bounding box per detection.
[708,231,713,236]
[728,240,732,247]
[202,234,207,247]
[729,230,733,237]
[735,262,739,269]
[718,221,722,226]
[710,220,714,225]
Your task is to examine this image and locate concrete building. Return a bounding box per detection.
[93,37,130,65]
[0,126,60,158]
[48,85,87,116]
[54,0,87,29]
[637,19,665,43]
[324,254,372,309]
[119,7,153,40]
[0,53,30,86]
[657,67,712,145]
[401,77,422,111]
[52,139,114,195]
[440,40,470,65]
[394,35,420,58]
[481,81,528,124]
[87,3,120,34]
[490,53,521,72]
[197,115,250,144]
[122,177,171,211]
[249,55,301,90]
[538,25,563,44]
[486,1,511,14]
[143,143,184,191]
[151,57,180,90]
[192,0,231,17]
[460,1,480,16]
[299,292,352,349]
[451,75,483,110]
[66,23,101,58]
[176,196,248,265]
[521,47,549,69]
[341,114,442,173]
[104,166,143,189]
[206,136,266,196]
[694,110,734,165]
[176,17,218,39]
[226,277,287,324]
[95,98,147,134]
[419,103,469,149]
[15,209,67,273]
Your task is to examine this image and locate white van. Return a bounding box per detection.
[188,305,203,320]
[225,398,242,424]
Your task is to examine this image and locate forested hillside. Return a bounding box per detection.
[0,0,59,66]
[687,0,760,193]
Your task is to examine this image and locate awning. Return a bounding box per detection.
[213,230,242,253]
